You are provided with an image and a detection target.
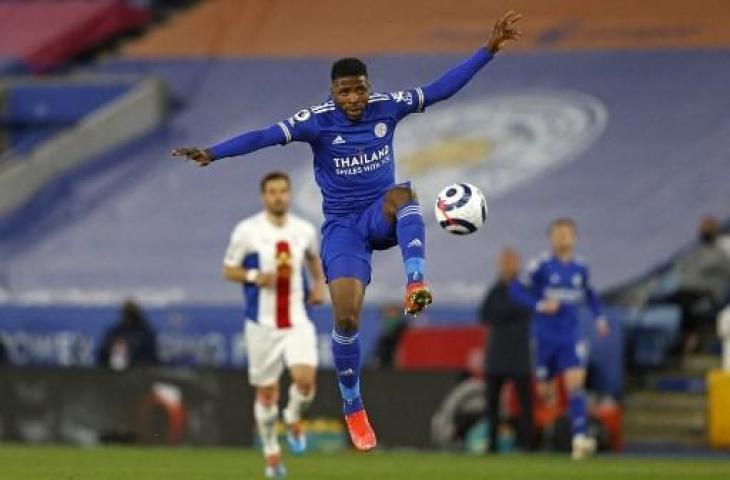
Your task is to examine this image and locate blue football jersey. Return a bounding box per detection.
[207,48,495,216]
[511,253,603,340]
[275,89,425,217]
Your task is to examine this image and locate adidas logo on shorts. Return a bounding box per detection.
[407,238,423,249]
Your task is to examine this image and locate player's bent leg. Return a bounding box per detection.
[254,385,286,478]
[329,277,376,451]
[564,367,595,460]
[284,365,316,455]
[383,186,432,315]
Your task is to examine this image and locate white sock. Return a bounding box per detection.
[283,384,315,425]
[254,401,280,457]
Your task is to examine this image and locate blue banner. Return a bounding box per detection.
[0,304,623,396]
[0,305,388,369]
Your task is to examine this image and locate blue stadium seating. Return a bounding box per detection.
[4,83,131,124]
[630,305,681,368]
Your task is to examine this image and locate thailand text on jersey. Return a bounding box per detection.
[223,212,318,328]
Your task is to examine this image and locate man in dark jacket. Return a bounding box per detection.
[669,216,730,354]
[480,247,534,452]
[98,300,158,370]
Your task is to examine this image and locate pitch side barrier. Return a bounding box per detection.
[0,367,460,449]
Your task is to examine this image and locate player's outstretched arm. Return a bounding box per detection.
[509,261,560,315]
[171,124,286,167]
[509,278,541,311]
[420,11,521,108]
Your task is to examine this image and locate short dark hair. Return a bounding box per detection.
[331,57,367,81]
[548,217,577,233]
[260,171,290,192]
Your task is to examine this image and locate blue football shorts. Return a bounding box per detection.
[320,187,405,286]
[534,335,587,381]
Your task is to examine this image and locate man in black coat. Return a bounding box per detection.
[480,247,534,452]
[98,300,158,369]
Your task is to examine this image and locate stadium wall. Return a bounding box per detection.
[0,76,168,217]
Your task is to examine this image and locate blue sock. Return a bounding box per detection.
[331,327,363,415]
[396,201,426,285]
[568,390,588,436]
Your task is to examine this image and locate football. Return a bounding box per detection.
[434,183,488,235]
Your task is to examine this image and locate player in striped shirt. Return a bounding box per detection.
[222,172,325,478]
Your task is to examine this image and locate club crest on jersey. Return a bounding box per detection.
[374,122,387,138]
[276,241,292,279]
[572,273,583,287]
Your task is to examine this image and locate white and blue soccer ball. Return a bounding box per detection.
[434,183,488,235]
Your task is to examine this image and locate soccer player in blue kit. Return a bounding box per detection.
[511,218,610,460]
[173,11,522,451]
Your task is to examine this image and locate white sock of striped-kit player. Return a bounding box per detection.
[254,401,280,457]
[283,384,315,425]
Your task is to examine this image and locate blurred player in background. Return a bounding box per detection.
[222,172,325,478]
[173,11,522,451]
[511,218,609,460]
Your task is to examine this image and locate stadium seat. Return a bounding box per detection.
[631,305,681,368]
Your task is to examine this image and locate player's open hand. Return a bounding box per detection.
[171,147,213,167]
[486,10,523,54]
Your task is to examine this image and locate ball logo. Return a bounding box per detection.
[374,122,387,138]
[435,183,486,235]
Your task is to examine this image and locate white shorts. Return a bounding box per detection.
[245,320,318,387]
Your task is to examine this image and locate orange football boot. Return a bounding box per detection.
[404,282,433,315]
[344,409,377,451]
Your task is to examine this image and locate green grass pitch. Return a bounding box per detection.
[1,444,728,480]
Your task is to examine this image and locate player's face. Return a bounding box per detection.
[550,224,576,256]
[331,76,371,121]
[261,179,291,216]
